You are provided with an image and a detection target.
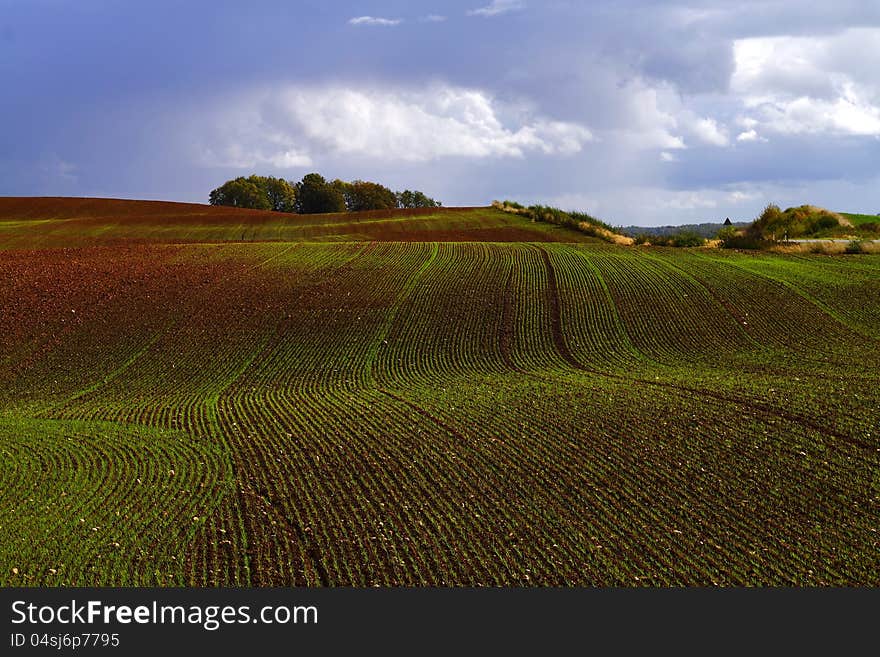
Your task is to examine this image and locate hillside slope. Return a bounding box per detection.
[1,197,878,586]
[0,197,595,248]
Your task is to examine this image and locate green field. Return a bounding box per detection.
[0,198,587,249]
[1,199,879,586]
[841,212,880,227]
[840,212,880,237]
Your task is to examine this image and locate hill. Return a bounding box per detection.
[741,204,880,241]
[0,196,878,586]
[840,212,880,230]
[0,197,597,249]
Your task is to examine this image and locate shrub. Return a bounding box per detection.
[646,230,705,247]
[720,234,769,250]
[749,203,784,238]
[748,203,841,239]
[494,203,633,243]
[669,230,705,247]
[845,240,865,254]
[716,226,739,244]
[569,210,613,233]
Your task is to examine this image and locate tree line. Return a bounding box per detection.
[209,173,441,214]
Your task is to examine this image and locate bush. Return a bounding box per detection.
[749,203,784,238]
[569,211,613,233]
[492,204,626,243]
[719,234,769,250]
[716,226,739,244]
[845,240,865,254]
[647,230,705,247]
[748,203,841,239]
[669,230,705,247]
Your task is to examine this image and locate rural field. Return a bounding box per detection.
[1,198,878,586]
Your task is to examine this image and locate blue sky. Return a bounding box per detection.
[2,0,880,225]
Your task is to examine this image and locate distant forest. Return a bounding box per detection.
[620,221,749,239]
[209,173,441,214]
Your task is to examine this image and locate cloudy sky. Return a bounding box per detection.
[2,0,880,225]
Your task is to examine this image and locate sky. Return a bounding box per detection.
[2,1,880,226]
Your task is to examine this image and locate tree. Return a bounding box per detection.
[209,175,296,212]
[251,175,296,213]
[295,173,347,214]
[396,189,440,209]
[331,179,352,209]
[209,177,271,210]
[346,180,398,212]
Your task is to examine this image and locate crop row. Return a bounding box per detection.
[0,417,231,586]
[1,241,878,584]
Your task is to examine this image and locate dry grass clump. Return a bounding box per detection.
[770,240,880,255]
[494,200,630,244]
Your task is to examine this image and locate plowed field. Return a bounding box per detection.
[2,199,878,585]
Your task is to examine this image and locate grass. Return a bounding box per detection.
[839,212,880,226]
[0,198,879,586]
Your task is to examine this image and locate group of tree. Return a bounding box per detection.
[209,173,440,214]
[208,175,297,212]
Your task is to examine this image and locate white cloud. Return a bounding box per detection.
[198,144,312,169]
[660,151,678,162]
[746,92,880,137]
[198,85,593,167]
[348,16,402,27]
[732,37,836,100]
[658,191,719,210]
[726,190,760,204]
[265,149,313,168]
[736,129,766,142]
[467,1,525,18]
[420,15,447,23]
[590,79,730,150]
[544,193,602,214]
[632,187,757,215]
[281,87,591,159]
[614,83,687,150]
[586,185,773,225]
[690,117,729,146]
[732,29,880,137]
